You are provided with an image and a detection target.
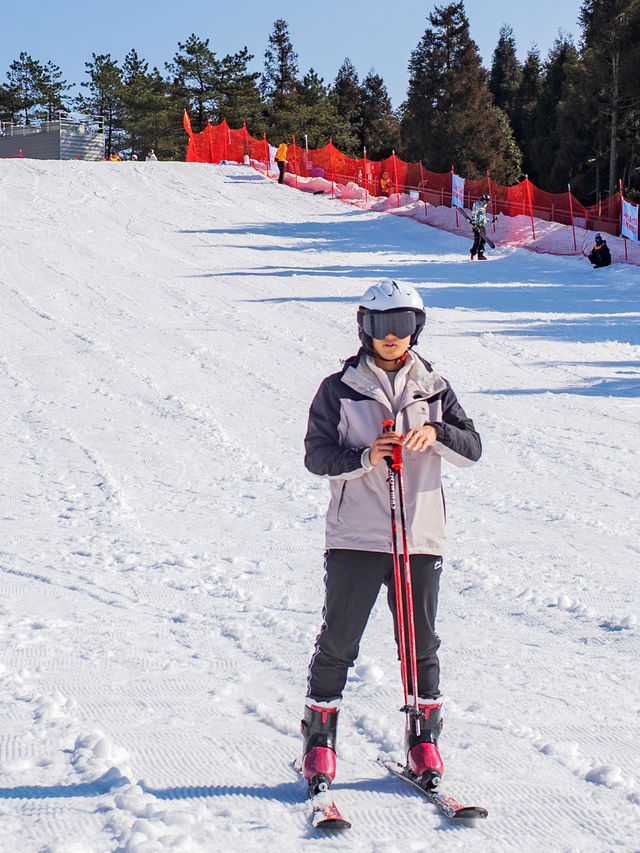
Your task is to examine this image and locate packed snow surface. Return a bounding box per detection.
[0,160,639,852]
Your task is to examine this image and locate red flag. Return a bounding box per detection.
[183,110,192,136]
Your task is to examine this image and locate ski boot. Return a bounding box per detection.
[404,700,444,789]
[470,251,475,260]
[301,703,339,796]
[477,253,487,260]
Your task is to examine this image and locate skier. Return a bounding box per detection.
[470,194,490,260]
[146,149,158,162]
[300,280,482,797]
[588,233,612,268]
[275,141,288,184]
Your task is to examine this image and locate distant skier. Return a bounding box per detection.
[470,194,490,260]
[275,141,288,184]
[146,149,158,162]
[588,234,611,268]
[300,280,482,797]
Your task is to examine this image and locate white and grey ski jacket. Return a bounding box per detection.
[304,349,481,555]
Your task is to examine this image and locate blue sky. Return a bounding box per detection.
[2,0,583,109]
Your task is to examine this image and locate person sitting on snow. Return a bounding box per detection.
[588,234,611,268]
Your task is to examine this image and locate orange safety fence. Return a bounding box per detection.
[184,114,640,267]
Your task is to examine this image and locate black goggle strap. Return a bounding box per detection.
[362,310,417,340]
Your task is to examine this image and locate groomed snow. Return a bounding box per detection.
[0,160,638,852]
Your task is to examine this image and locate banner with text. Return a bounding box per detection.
[451,172,465,209]
[621,197,639,242]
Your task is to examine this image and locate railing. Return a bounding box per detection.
[0,113,104,138]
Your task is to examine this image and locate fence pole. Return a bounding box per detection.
[243,122,250,161]
[363,147,368,204]
[330,138,335,197]
[451,166,459,227]
[419,161,427,218]
[568,183,577,252]
[525,175,536,240]
[208,123,215,164]
[487,171,496,233]
[264,133,269,177]
[222,119,228,162]
[292,134,299,189]
[392,150,400,208]
[619,179,628,261]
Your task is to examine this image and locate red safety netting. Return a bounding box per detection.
[184,115,640,266]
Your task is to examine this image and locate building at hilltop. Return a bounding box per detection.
[0,114,105,161]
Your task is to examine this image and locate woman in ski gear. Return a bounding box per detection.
[588,233,611,268]
[380,171,391,196]
[301,280,481,795]
[275,142,288,184]
[470,194,490,259]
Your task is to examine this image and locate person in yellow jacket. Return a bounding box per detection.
[380,170,391,196]
[275,141,288,184]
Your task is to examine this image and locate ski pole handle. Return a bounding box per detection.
[381,420,403,470]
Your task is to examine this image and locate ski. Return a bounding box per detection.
[458,207,496,249]
[378,758,488,822]
[292,760,351,830]
[310,790,352,830]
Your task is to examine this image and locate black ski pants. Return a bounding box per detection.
[276,159,286,183]
[306,549,442,703]
[471,226,486,256]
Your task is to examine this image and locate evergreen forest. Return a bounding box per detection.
[1,1,638,204]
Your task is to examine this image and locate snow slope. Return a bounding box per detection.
[0,160,638,852]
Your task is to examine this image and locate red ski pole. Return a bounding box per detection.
[382,421,420,734]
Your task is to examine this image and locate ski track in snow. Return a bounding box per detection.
[0,160,638,851]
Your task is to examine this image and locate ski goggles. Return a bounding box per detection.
[361,310,417,340]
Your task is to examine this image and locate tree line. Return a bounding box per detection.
[1,1,638,204]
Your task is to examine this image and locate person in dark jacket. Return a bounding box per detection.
[588,234,611,268]
[299,280,481,798]
[470,194,490,259]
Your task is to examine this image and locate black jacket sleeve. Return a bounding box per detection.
[430,382,482,464]
[304,374,364,477]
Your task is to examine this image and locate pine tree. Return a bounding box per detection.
[76,53,123,155]
[261,19,299,112]
[493,106,523,184]
[0,82,20,123]
[120,49,158,157]
[512,46,543,158]
[401,2,517,181]
[39,62,71,121]
[217,47,263,131]
[553,53,599,200]
[141,67,185,160]
[579,0,640,196]
[332,59,361,142]
[527,35,581,190]
[359,70,400,159]
[489,25,522,122]
[166,34,221,132]
[6,52,46,124]
[290,69,350,150]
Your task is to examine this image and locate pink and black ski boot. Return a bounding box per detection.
[405,700,444,788]
[301,703,339,796]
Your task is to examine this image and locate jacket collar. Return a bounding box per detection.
[341,348,447,409]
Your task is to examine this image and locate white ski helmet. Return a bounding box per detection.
[357,280,426,352]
